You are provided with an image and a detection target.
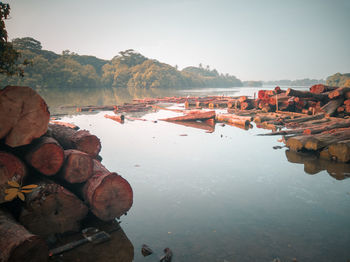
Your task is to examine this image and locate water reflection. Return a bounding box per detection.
[285,150,350,180]
[50,87,350,262]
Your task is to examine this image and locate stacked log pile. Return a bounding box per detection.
[0,86,133,261]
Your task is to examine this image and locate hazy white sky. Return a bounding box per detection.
[5,0,350,80]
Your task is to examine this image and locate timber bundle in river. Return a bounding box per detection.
[0,86,133,261]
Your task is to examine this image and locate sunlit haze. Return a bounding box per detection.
[5,0,350,81]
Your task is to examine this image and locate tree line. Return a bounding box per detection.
[0,37,243,90]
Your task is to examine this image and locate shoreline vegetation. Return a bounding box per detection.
[1,37,345,92]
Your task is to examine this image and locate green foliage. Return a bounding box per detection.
[1,37,243,90]
[0,2,28,76]
[326,73,350,87]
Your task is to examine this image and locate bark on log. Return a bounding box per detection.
[19,180,88,237]
[0,86,50,147]
[328,87,350,99]
[216,114,252,122]
[83,160,133,221]
[24,137,64,176]
[160,111,215,122]
[49,120,79,130]
[0,209,48,262]
[286,88,329,102]
[283,113,325,124]
[48,124,101,158]
[0,151,27,204]
[320,97,344,116]
[59,150,93,183]
[309,84,337,94]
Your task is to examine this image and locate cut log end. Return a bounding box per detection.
[61,150,93,183]
[84,172,133,221]
[75,135,101,157]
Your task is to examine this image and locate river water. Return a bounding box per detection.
[45,86,350,262]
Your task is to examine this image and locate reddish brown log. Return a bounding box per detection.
[104,114,125,124]
[0,151,27,204]
[228,118,250,126]
[216,114,252,122]
[83,160,133,221]
[48,124,101,157]
[25,137,64,176]
[0,86,50,147]
[0,209,48,262]
[320,97,344,116]
[19,180,88,237]
[49,120,79,130]
[286,88,329,102]
[160,111,215,122]
[59,150,94,183]
[328,87,350,99]
[309,84,337,94]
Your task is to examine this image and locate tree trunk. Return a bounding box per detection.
[59,150,94,183]
[104,114,125,124]
[24,137,64,176]
[0,86,50,147]
[216,114,252,122]
[0,151,27,204]
[309,84,337,94]
[328,87,350,99]
[160,111,215,122]
[83,160,133,221]
[320,97,344,116]
[19,180,88,237]
[286,88,329,102]
[48,124,101,158]
[0,209,48,262]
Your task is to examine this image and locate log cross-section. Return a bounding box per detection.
[83,160,133,221]
[0,86,50,147]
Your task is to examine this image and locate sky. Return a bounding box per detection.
[5,0,350,81]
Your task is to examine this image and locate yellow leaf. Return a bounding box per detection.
[21,189,33,193]
[7,181,20,188]
[21,184,38,190]
[5,188,19,194]
[17,192,25,201]
[4,191,18,201]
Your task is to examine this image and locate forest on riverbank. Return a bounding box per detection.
[0,37,243,90]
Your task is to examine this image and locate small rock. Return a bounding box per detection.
[141,244,153,257]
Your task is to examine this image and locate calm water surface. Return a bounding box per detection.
[53,87,350,262]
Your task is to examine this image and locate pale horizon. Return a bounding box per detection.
[5,0,350,81]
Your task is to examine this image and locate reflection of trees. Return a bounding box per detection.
[39,87,178,115]
[285,150,350,180]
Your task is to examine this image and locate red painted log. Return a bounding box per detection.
[0,151,27,204]
[48,124,101,158]
[0,86,50,147]
[24,137,64,176]
[83,160,133,221]
[0,209,48,262]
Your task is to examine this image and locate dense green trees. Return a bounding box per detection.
[0,2,29,76]
[0,39,243,90]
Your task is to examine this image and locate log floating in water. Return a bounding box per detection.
[0,151,27,204]
[24,136,64,176]
[83,160,133,221]
[19,179,88,237]
[48,124,101,158]
[0,86,50,147]
[0,208,48,262]
[328,139,350,163]
[160,110,215,122]
[104,114,125,124]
